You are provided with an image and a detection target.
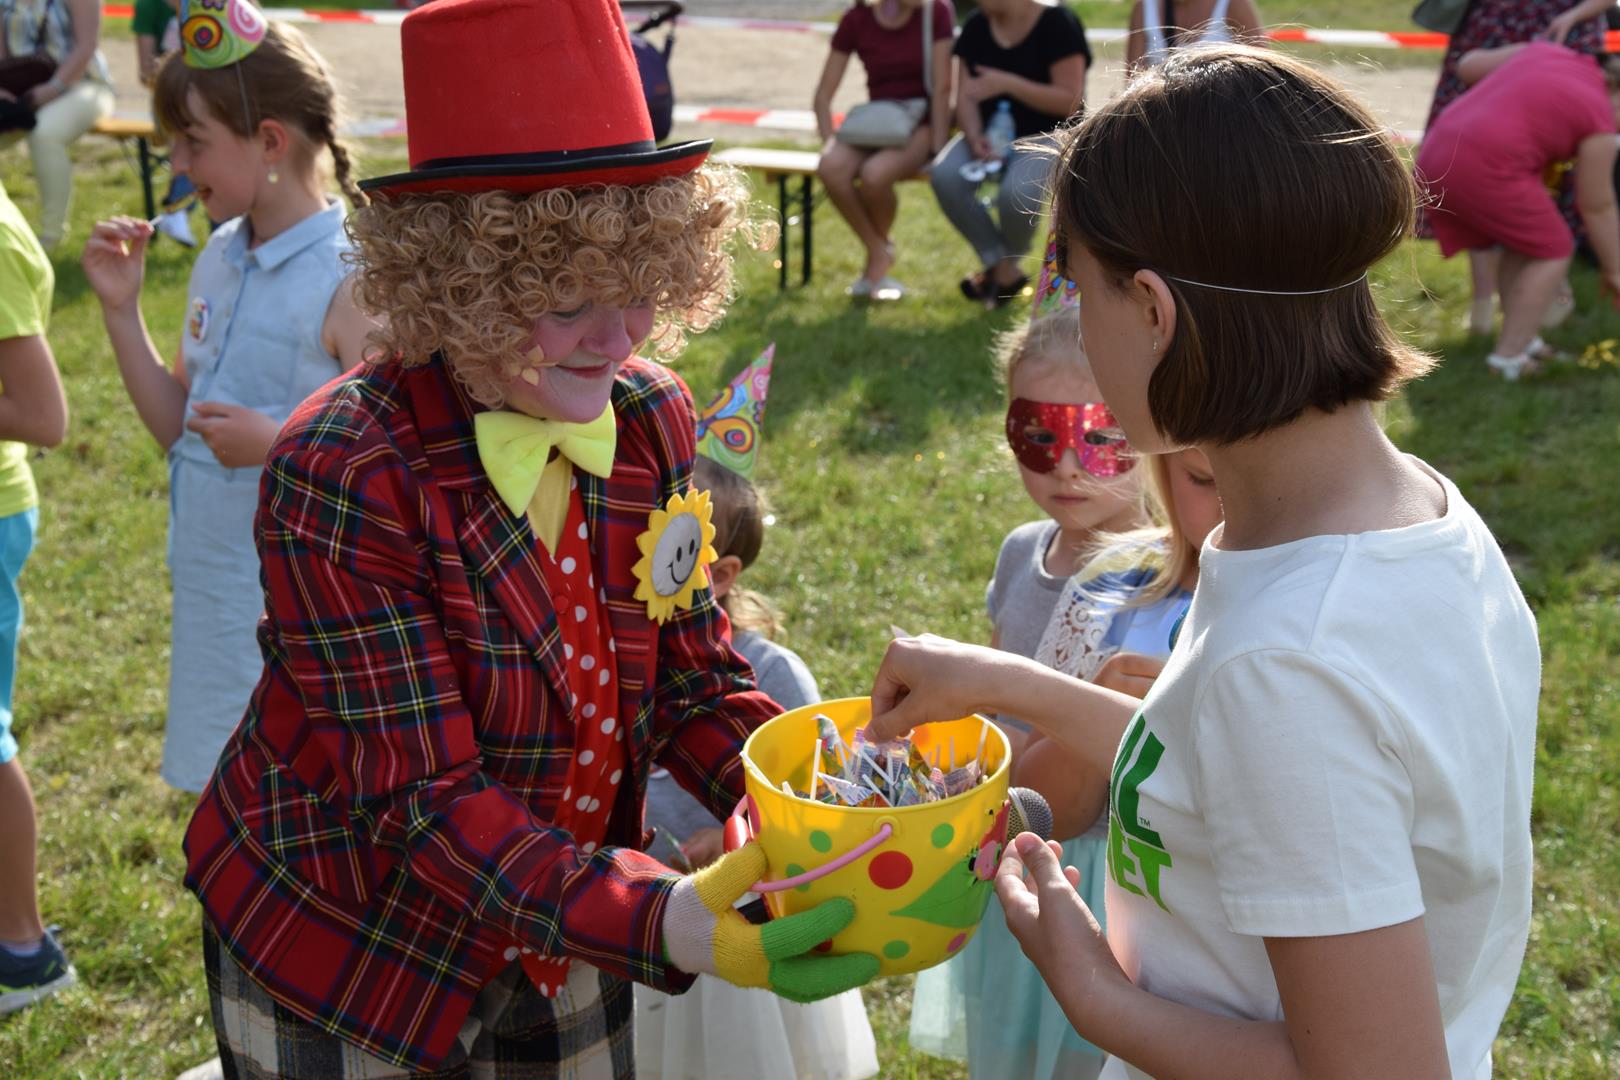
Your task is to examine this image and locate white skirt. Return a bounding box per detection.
[634,977,878,1080]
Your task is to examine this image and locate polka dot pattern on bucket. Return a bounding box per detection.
[868,851,913,890]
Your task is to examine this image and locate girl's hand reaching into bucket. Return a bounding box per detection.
[871,637,1141,781]
[996,833,1131,1026]
[867,634,1009,742]
[662,840,880,1002]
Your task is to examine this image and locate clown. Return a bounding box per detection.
[181,0,876,1074]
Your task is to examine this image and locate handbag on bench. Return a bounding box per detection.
[836,0,934,149]
[0,1,61,134]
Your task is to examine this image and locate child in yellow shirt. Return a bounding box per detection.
[0,178,71,1013]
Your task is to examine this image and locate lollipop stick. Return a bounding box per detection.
[148,190,199,228]
[662,829,692,873]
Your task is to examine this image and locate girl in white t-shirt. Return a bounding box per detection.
[866,45,1540,1080]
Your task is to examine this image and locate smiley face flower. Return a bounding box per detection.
[632,488,718,623]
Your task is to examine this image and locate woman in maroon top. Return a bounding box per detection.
[813,0,955,299]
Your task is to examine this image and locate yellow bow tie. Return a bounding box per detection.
[474,405,616,550]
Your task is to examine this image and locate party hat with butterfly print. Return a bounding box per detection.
[180,0,268,69]
[696,345,774,482]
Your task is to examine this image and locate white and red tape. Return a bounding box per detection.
[99,4,1620,51]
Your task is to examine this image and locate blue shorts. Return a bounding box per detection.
[0,507,39,765]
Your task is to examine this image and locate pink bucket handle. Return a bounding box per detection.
[724,797,895,894]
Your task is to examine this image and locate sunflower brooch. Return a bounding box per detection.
[632,488,718,624]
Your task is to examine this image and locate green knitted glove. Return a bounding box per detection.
[662,841,880,1002]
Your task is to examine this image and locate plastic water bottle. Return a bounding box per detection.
[986,100,1015,161]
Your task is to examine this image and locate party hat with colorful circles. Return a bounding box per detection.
[181,0,269,70]
[696,345,774,482]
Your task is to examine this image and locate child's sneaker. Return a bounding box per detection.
[0,927,77,1014]
[156,209,198,249]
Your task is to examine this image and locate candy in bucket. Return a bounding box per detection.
[782,713,996,809]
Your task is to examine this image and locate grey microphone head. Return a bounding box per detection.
[1006,786,1053,843]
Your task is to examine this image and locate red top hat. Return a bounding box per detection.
[361,0,710,199]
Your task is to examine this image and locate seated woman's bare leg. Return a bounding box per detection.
[818,140,889,278]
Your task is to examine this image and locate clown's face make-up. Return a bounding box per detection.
[1004,398,1135,478]
[498,302,655,423]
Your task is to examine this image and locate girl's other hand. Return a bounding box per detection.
[968,134,995,161]
[681,827,725,870]
[1092,652,1166,699]
[186,401,281,468]
[996,833,1128,1019]
[82,218,154,312]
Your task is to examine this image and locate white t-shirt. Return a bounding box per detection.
[1099,460,1540,1080]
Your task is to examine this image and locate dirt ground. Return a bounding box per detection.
[98,17,1443,145]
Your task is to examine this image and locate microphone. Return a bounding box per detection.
[1005,786,1053,844]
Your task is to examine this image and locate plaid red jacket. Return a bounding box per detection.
[183,354,777,1071]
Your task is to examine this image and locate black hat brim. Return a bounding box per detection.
[360,138,713,200]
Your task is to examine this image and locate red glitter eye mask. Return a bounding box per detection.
[1004,398,1135,477]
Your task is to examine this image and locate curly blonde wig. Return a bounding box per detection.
[346,167,756,407]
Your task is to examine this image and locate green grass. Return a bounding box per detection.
[1068,0,1421,31]
[2,120,1617,1077]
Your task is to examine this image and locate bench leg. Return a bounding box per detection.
[138,137,156,221]
[776,174,789,291]
[800,175,812,287]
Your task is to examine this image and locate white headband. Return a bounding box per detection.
[1165,272,1369,296]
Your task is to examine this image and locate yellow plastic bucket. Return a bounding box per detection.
[734,697,1011,977]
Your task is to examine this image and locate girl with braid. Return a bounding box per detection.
[81,0,376,793]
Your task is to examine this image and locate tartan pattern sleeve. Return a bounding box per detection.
[622,366,780,821]
[253,413,681,987]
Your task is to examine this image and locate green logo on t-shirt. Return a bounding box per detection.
[1109,710,1172,912]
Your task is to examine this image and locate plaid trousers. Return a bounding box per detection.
[203,926,636,1079]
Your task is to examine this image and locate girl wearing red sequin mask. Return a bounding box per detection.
[907,306,1143,1075]
[998,307,1143,581]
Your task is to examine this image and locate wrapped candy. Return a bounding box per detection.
[785,715,993,808]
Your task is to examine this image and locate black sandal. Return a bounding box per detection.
[959,271,993,302]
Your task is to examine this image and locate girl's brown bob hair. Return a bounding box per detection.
[1052,45,1433,445]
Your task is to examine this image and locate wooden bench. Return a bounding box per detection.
[714,146,927,291]
[91,115,161,220]
[713,148,820,290]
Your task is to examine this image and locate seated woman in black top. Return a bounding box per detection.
[931,0,1090,306]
